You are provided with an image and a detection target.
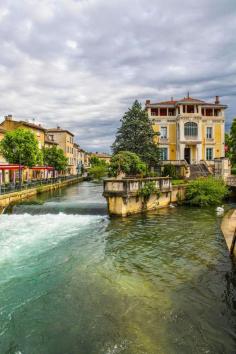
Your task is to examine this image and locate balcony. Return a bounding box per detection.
[205,137,215,143]
[184,135,198,140]
[159,137,168,144]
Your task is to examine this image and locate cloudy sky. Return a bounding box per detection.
[0,0,236,152]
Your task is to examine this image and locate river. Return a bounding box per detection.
[0,181,236,354]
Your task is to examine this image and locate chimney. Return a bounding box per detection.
[215,95,220,104]
[145,99,151,105]
[57,126,60,129]
[5,114,12,121]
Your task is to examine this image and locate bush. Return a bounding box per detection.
[172,179,187,185]
[139,181,161,201]
[231,167,236,175]
[89,165,107,180]
[185,177,228,206]
[109,151,146,177]
[162,164,180,179]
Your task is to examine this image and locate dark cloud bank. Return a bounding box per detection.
[0,0,235,151]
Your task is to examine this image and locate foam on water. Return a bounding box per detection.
[0,213,105,263]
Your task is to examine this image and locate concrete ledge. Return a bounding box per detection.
[104,184,186,217]
[0,177,83,209]
[221,209,236,257]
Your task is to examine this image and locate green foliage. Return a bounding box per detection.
[43,146,68,172]
[89,164,107,180]
[172,179,186,185]
[231,167,236,175]
[186,177,228,206]
[90,156,107,167]
[225,132,233,160]
[225,119,236,163]
[139,181,160,201]
[112,100,159,168]
[109,151,146,177]
[162,164,180,179]
[0,128,42,166]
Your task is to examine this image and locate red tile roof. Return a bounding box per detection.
[146,96,226,107]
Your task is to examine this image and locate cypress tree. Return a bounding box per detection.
[112,100,159,169]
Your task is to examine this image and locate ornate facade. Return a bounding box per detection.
[145,95,227,165]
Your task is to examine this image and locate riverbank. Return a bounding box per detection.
[221,208,236,257]
[0,176,83,210]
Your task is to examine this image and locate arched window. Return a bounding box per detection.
[184,122,198,137]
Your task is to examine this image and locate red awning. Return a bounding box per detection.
[0,164,25,170]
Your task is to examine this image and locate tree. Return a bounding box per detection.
[43,146,68,173]
[225,132,233,160]
[112,100,159,169]
[109,151,146,177]
[89,165,107,180]
[88,154,108,180]
[0,128,42,166]
[90,156,107,167]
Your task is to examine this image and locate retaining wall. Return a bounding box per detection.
[103,177,186,216]
[0,177,82,209]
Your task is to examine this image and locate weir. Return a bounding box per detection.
[103,177,186,216]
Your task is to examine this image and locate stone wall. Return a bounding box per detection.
[103,177,186,217]
[0,177,82,210]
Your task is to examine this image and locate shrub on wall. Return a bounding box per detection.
[162,164,180,179]
[139,181,161,202]
[185,177,228,206]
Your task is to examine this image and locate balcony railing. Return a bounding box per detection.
[184,135,198,140]
[103,177,172,196]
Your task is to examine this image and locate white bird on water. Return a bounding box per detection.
[169,203,175,208]
[216,205,224,215]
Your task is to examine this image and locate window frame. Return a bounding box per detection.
[160,126,167,139]
[206,126,213,139]
[206,147,213,161]
[160,147,168,161]
[184,122,198,137]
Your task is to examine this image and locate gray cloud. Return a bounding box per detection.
[0,0,235,151]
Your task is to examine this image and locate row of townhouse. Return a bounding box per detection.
[0,115,90,183]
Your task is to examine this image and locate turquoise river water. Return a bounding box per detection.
[0,181,236,354]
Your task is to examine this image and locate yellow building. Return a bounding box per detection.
[91,152,111,164]
[0,115,46,149]
[0,127,6,162]
[47,127,75,174]
[44,133,59,149]
[145,95,227,166]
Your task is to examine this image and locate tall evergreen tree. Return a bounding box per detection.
[112,100,159,168]
[225,118,236,163]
